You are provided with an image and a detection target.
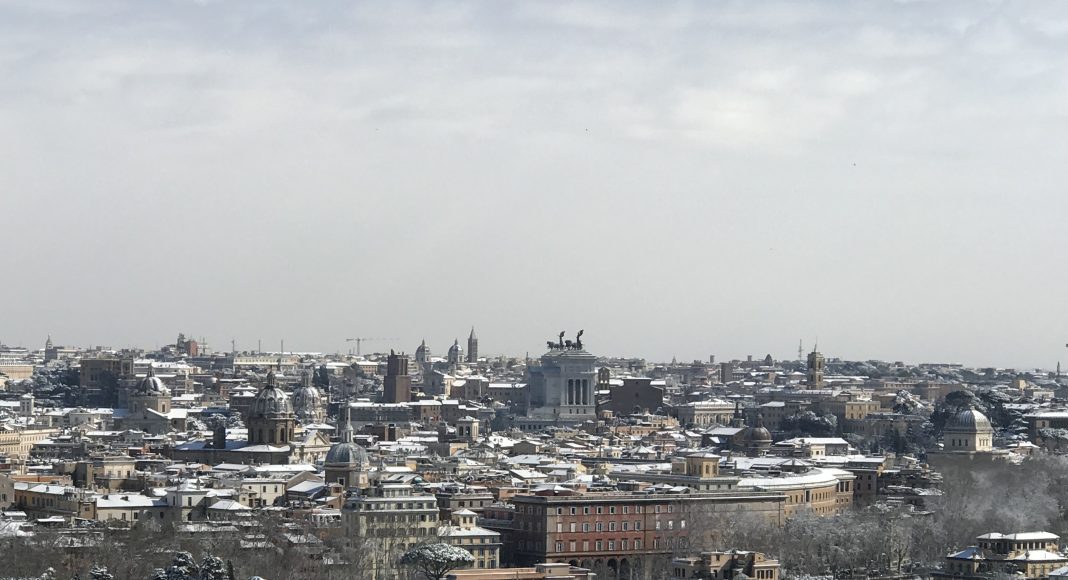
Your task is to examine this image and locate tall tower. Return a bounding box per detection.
[807,348,825,388]
[466,328,478,364]
[19,394,34,417]
[383,350,412,403]
[415,339,429,364]
[597,367,611,387]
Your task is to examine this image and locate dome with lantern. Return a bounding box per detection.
[250,371,293,417]
[292,369,324,422]
[134,366,170,396]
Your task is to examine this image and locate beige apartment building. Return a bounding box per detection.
[342,481,440,580]
[0,425,61,466]
[440,508,503,570]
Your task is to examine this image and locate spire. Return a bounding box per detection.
[337,404,354,443]
[469,327,477,340]
[266,369,276,388]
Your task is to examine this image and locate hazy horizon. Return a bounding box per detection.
[3,1,1067,370]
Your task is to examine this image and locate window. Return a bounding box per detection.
[596,541,603,551]
[569,523,576,532]
[596,522,603,532]
[609,522,616,531]
[597,506,603,514]
[610,506,616,514]
[583,507,590,514]
[556,542,564,553]
[570,507,576,515]
[623,522,630,531]
[557,523,562,533]
[623,506,630,514]
[582,523,590,532]
[635,520,641,530]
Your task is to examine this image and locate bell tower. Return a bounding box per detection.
[467,327,479,363]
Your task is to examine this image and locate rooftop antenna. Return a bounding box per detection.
[797,340,804,362]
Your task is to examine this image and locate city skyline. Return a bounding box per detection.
[3,1,1067,368]
[5,329,1065,372]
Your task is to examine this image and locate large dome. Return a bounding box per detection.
[249,371,293,416]
[292,384,323,418]
[746,425,773,443]
[134,367,170,396]
[325,441,369,466]
[946,406,992,432]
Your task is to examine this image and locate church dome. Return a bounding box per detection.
[134,367,170,396]
[292,384,323,418]
[325,441,369,466]
[946,406,992,432]
[249,371,293,416]
[746,425,773,443]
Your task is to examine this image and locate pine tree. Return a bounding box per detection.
[198,555,227,580]
[165,552,199,580]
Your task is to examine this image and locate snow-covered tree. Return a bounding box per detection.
[198,555,227,580]
[399,543,474,580]
[163,552,199,580]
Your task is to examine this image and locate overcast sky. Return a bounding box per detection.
[2,1,1067,368]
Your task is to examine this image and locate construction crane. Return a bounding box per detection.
[345,337,399,356]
